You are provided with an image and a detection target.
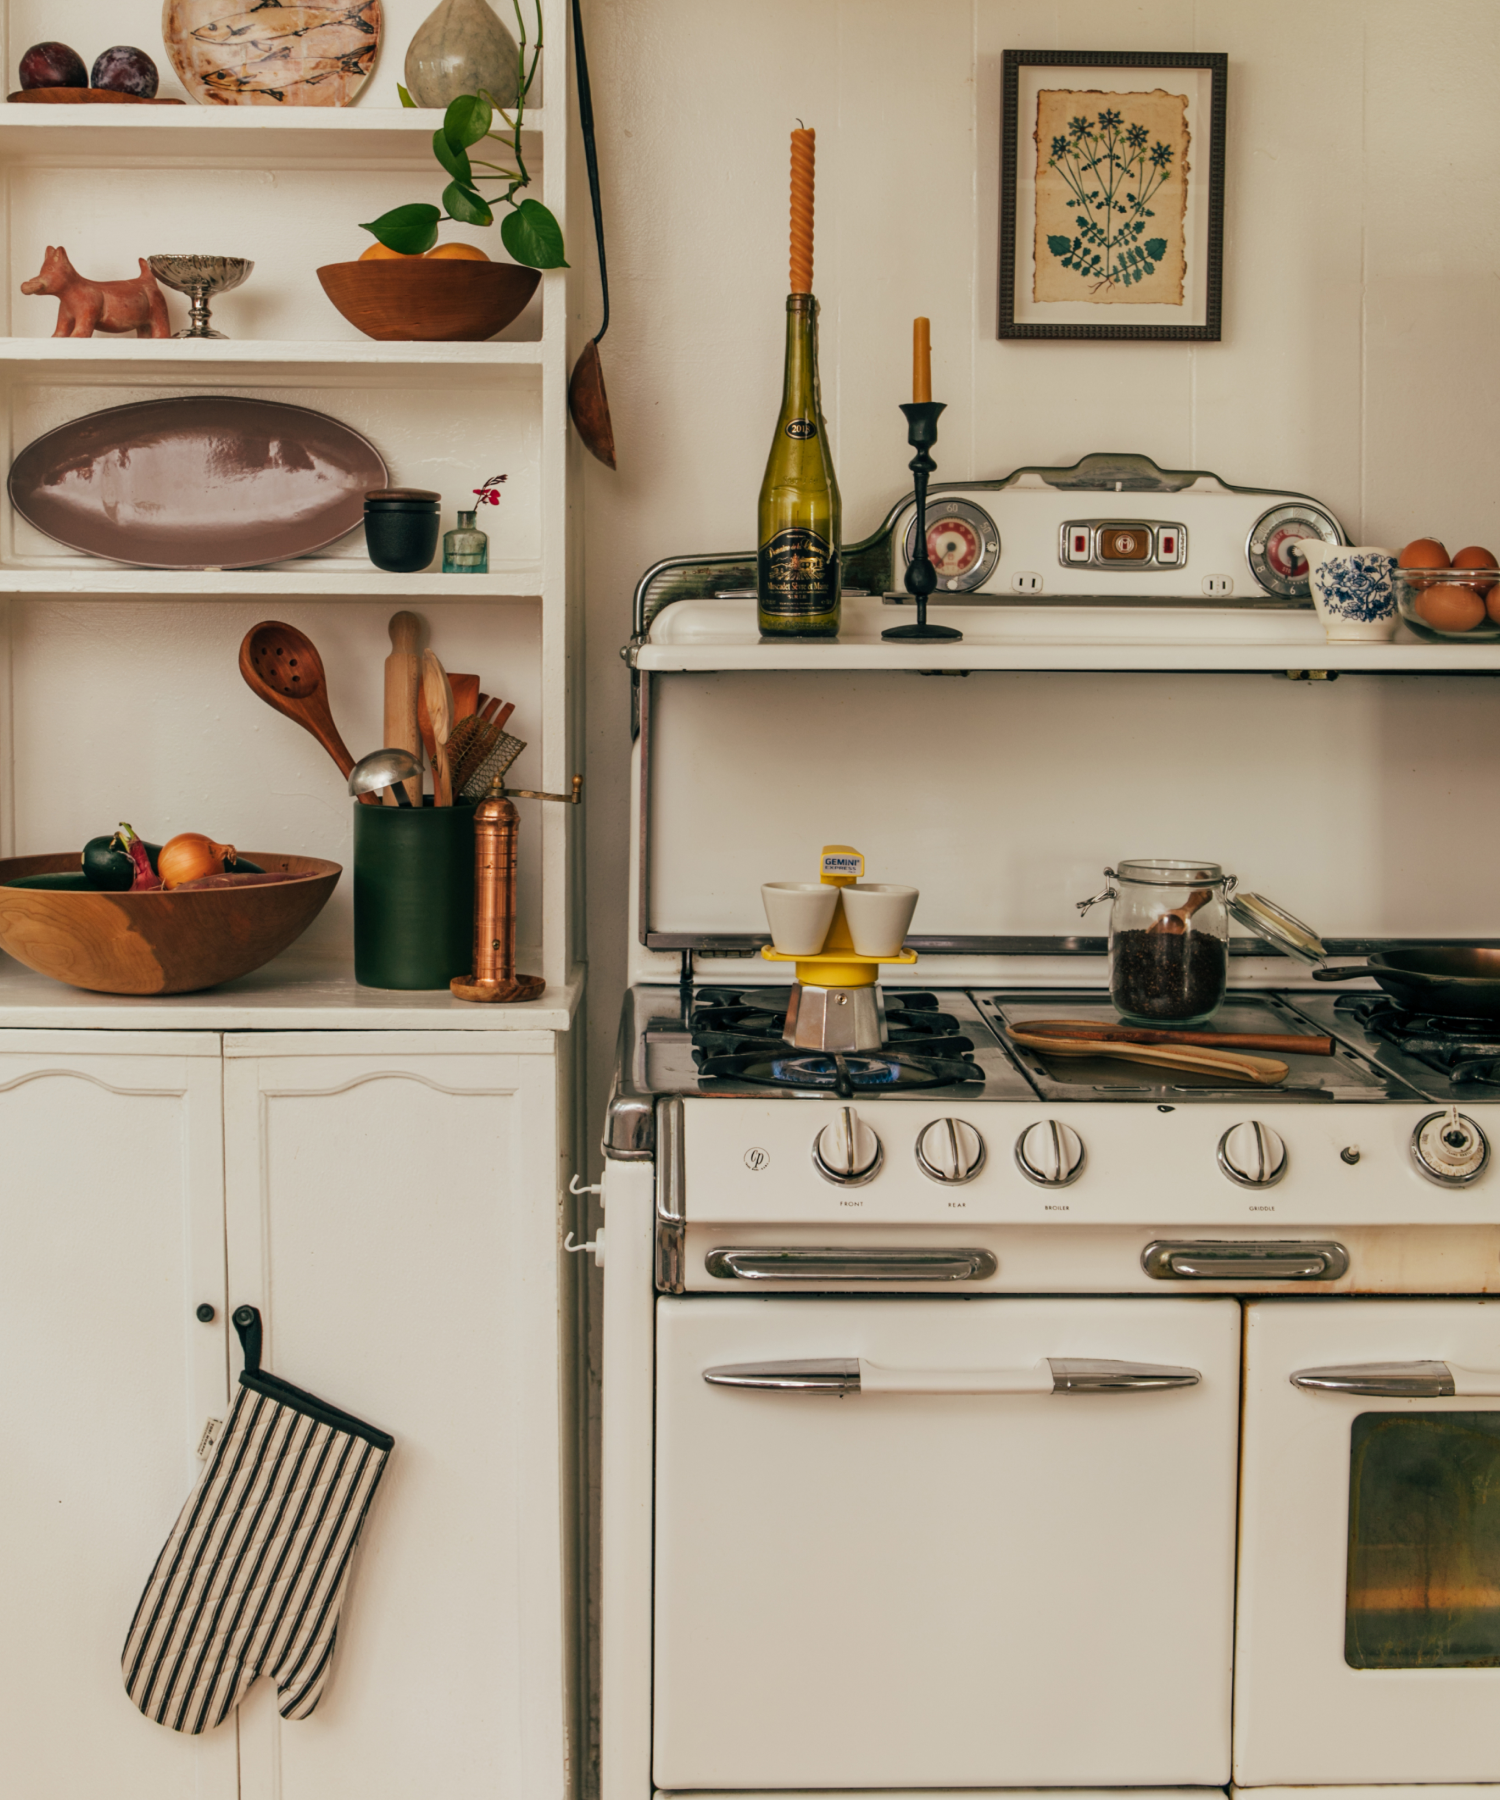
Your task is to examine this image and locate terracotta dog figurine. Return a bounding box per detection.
[20,246,171,338]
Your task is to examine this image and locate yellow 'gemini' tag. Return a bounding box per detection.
[820,844,863,885]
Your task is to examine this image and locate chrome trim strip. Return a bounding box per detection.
[1142,1239,1349,1281]
[704,1358,861,1393]
[654,1096,685,1294]
[704,1246,998,1283]
[701,1355,1199,1393]
[1047,1358,1200,1392]
[1291,1361,1455,1397]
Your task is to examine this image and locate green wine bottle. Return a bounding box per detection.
[757,293,842,638]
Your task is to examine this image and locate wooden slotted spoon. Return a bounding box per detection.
[239,621,374,802]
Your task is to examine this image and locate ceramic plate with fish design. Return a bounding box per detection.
[163,0,382,106]
[9,396,388,569]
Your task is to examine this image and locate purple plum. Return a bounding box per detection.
[18,41,88,89]
[91,46,159,98]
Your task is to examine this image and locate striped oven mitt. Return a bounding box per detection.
[122,1305,394,1735]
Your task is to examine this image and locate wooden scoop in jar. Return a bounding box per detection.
[1149,887,1213,934]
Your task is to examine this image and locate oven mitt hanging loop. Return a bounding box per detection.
[122,1304,394,1735]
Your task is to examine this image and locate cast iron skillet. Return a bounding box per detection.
[1312,948,1500,1020]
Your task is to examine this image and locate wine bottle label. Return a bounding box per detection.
[758,527,839,615]
[784,418,817,439]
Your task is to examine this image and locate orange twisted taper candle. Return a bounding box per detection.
[789,126,815,294]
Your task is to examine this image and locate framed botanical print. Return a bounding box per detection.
[999,49,1227,341]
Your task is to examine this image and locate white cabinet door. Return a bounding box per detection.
[0,1031,234,1800]
[653,1294,1241,1791]
[223,1032,571,1800]
[1237,1299,1500,1785]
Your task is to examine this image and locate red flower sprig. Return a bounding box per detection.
[473,473,508,506]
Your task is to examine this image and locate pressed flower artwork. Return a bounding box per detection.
[1032,88,1189,306]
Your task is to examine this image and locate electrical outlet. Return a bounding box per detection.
[1011,572,1044,595]
[1202,575,1234,596]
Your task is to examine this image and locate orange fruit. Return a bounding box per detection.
[425,242,491,261]
[360,242,418,261]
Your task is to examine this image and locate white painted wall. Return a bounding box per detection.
[577,0,1500,1145]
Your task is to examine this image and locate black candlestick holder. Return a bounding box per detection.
[881,399,962,642]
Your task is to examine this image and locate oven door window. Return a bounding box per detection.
[1348,1411,1500,1668]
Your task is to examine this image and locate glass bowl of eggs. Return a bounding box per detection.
[1394,539,1500,639]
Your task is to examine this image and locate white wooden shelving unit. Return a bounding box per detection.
[0,5,586,1799]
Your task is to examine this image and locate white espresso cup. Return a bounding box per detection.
[840,883,919,958]
[762,882,840,956]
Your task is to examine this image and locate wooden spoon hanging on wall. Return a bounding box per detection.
[566,0,616,468]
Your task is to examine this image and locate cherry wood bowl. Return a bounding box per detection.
[316,259,541,341]
[0,852,341,995]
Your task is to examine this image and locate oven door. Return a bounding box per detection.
[1237,1298,1500,1785]
[653,1295,1240,1790]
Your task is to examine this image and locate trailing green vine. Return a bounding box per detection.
[360,0,567,270]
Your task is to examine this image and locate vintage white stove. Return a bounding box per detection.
[596,456,1500,1800]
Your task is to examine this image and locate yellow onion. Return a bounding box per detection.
[158,833,237,890]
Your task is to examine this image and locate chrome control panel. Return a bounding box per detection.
[1059,519,1187,570]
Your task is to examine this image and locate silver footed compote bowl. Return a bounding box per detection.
[147,256,253,339]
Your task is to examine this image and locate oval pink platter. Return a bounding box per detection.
[8,395,388,569]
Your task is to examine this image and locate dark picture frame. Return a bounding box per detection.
[999,49,1227,341]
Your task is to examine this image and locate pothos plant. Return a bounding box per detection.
[360,1,567,270]
[1044,110,1174,293]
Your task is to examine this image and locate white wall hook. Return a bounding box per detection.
[569,1174,603,1197]
[563,1229,606,1265]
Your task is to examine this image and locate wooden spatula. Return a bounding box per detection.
[420,650,454,806]
[418,671,477,759]
[1006,1026,1288,1085]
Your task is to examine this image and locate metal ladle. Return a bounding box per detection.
[348,747,419,807]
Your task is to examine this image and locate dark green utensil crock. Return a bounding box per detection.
[353,798,474,989]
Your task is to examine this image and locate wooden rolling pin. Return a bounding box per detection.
[1005,1026,1288,1086]
[1017,1018,1333,1056]
[383,611,423,807]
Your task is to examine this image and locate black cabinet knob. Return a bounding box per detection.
[195,1303,216,1323]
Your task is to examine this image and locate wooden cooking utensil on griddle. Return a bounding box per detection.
[1017,1018,1333,1056]
[1006,1025,1288,1086]
[239,620,375,802]
[566,0,616,469]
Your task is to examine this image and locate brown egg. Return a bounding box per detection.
[1399,537,1450,568]
[1416,583,1486,632]
[1487,585,1500,625]
[1453,544,1498,592]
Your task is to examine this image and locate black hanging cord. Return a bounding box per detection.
[231,1304,263,1374]
[571,0,610,346]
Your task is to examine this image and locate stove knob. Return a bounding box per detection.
[1015,1120,1085,1188]
[812,1107,884,1186]
[916,1118,986,1185]
[1412,1108,1490,1186]
[1217,1121,1288,1188]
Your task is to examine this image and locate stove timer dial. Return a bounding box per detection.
[1015,1120,1085,1188]
[812,1107,884,1187]
[1412,1108,1490,1186]
[916,1118,986,1185]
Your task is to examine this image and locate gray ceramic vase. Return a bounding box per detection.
[404,0,521,109]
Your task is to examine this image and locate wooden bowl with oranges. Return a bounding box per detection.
[317,242,541,342]
[1393,537,1500,640]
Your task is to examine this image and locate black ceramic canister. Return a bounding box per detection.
[353,797,475,988]
[364,487,441,573]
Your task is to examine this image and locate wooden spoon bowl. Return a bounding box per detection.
[0,852,341,994]
[239,620,358,783]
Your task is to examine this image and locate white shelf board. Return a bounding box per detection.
[0,103,544,162]
[635,596,1500,674]
[0,337,544,370]
[0,564,544,597]
[0,944,580,1032]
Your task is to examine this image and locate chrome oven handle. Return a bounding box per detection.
[704,1246,997,1283]
[1291,1361,1500,1397]
[1143,1239,1350,1281]
[703,1356,1201,1394]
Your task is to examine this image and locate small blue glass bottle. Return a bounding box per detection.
[443,509,489,574]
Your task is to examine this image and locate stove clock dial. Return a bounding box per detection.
[1217,1121,1288,1189]
[1246,503,1343,599]
[1411,1108,1490,1186]
[812,1107,884,1187]
[901,498,1000,592]
[1015,1120,1085,1188]
[915,1118,986,1185]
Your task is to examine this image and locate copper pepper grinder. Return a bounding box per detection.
[450,770,582,1003]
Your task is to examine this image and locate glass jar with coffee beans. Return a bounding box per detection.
[1078,860,1235,1025]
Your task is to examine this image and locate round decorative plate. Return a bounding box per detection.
[9,395,388,569]
[162,0,382,106]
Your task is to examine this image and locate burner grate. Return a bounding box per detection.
[1334,993,1500,1087]
[697,1048,985,1096]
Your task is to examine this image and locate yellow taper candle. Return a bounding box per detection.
[913,316,932,403]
